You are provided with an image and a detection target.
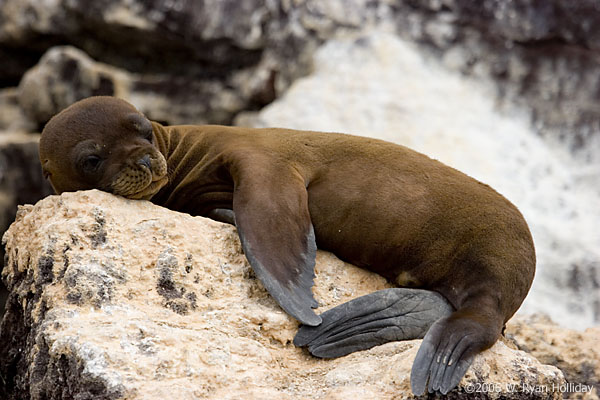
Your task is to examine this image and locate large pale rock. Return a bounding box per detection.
[1,190,565,399]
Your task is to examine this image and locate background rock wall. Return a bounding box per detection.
[3,0,600,139]
[1,0,599,329]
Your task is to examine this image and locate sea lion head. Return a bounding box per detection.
[40,96,168,200]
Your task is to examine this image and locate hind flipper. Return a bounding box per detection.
[410,310,502,395]
[294,288,453,358]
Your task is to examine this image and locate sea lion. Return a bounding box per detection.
[39,96,536,395]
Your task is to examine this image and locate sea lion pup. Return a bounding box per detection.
[39,96,536,395]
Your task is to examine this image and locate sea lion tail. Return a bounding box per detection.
[293,288,453,358]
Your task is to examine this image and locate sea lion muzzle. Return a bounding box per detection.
[110,150,168,200]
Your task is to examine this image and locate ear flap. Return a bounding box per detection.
[40,159,61,193]
[41,159,51,179]
[122,112,153,138]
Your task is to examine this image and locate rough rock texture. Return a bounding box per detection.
[2,0,318,126]
[506,314,600,398]
[0,190,568,400]
[0,88,36,132]
[16,44,270,127]
[2,0,600,144]
[0,132,54,318]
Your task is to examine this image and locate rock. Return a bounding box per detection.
[17,45,266,126]
[0,88,36,132]
[0,0,270,74]
[427,1,600,153]
[0,131,54,319]
[1,190,566,399]
[506,314,600,398]
[245,31,600,330]
[0,47,43,88]
[17,46,129,125]
[1,0,319,126]
[3,0,600,149]
[0,132,53,233]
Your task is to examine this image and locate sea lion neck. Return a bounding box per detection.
[148,123,235,211]
[150,121,218,162]
[150,121,171,157]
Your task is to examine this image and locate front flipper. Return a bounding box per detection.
[233,164,321,326]
[208,208,236,225]
[294,288,453,358]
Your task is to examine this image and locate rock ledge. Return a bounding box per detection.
[0,191,571,399]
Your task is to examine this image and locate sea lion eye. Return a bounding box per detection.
[82,155,102,173]
[143,129,153,143]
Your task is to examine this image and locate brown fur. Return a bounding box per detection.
[40,97,536,394]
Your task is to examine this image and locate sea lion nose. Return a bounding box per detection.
[138,155,152,170]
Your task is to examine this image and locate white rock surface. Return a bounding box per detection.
[1,190,566,399]
[245,30,600,330]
